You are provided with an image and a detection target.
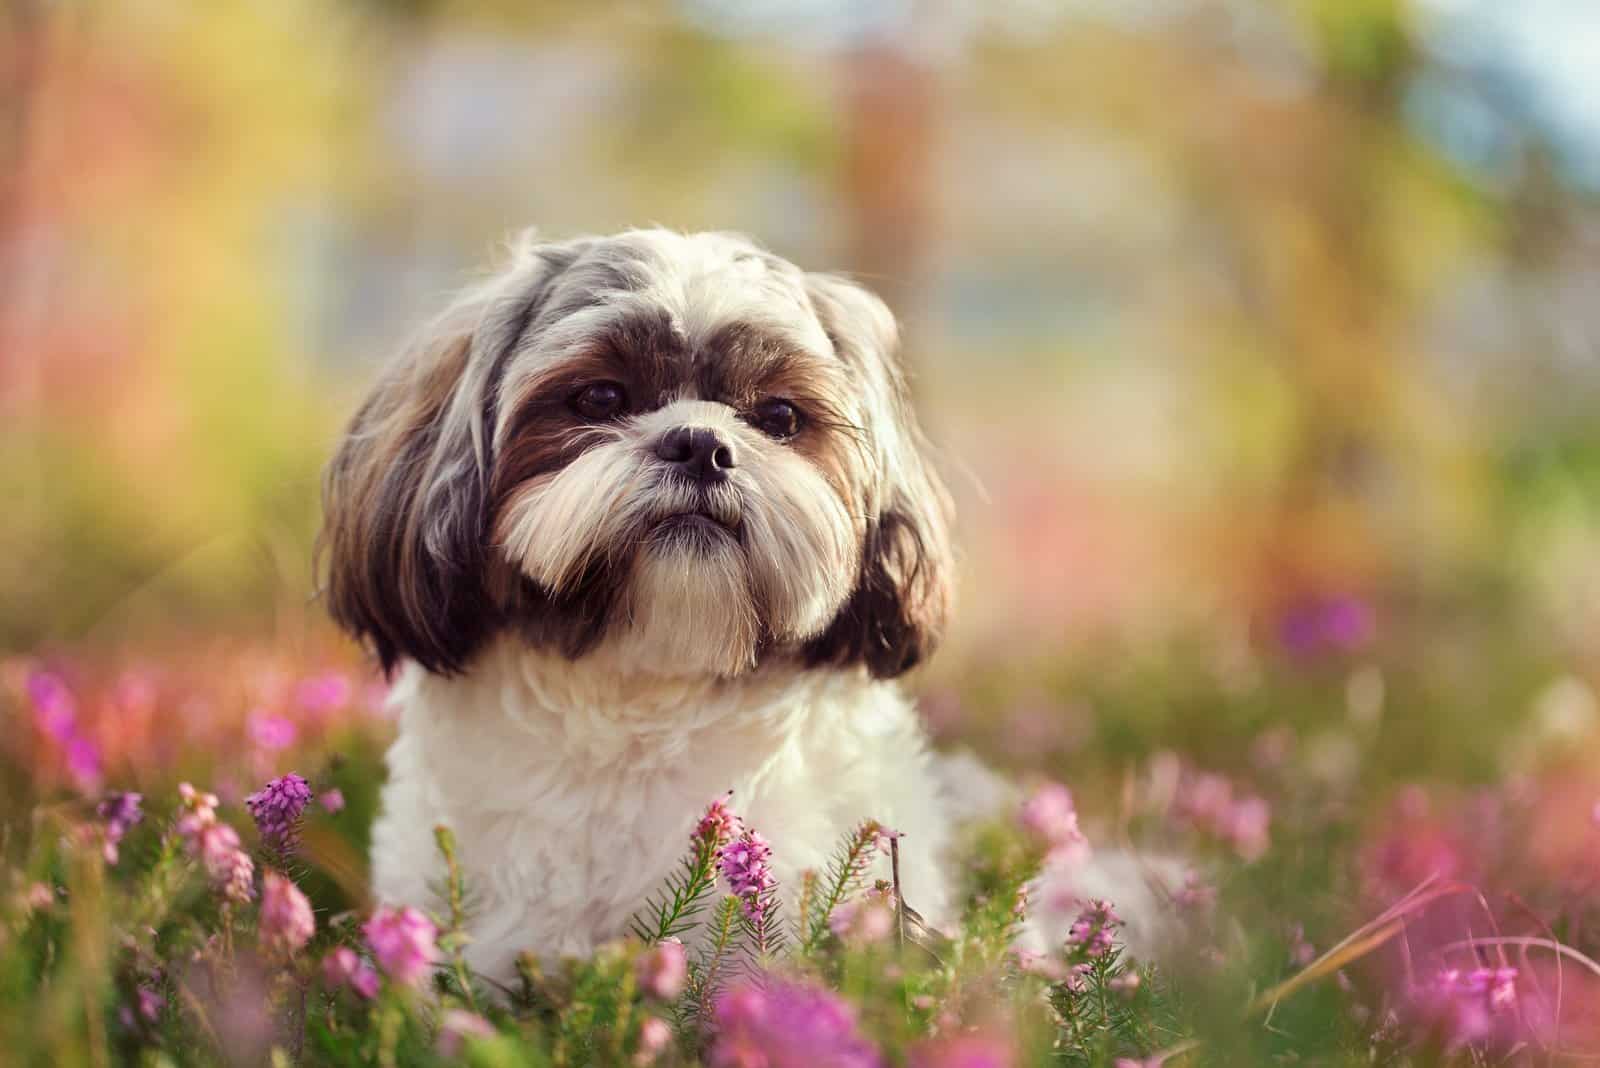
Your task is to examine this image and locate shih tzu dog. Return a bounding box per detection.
[319,229,959,983]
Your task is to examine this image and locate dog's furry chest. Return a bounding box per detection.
[366,641,952,983]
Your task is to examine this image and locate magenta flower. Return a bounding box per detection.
[64,735,103,793]
[436,1009,497,1056]
[295,671,353,714]
[322,946,380,999]
[1020,782,1089,861]
[247,710,298,752]
[711,979,883,1068]
[1278,594,1374,655]
[259,870,315,956]
[96,791,143,865]
[1065,899,1123,959]
[27,670,78,741]
[720,830,776,920]
[635,938,688,1001]
[363,906,438,988]
[1416,966,1522,1050]
[246,773,313,853]
[696,793,741,846]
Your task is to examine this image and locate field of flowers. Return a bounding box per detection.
[6,609,1600,1067]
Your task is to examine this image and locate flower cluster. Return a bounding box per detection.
[720,829,777,921]
[1416,966,1521,1050]
[259,870,315,956]
[96,791,143,864]
[635,937,687,1000]
[712,979,883,1068]
[1065,899,1123,959]
[363,906,438,988]
[696,792,741,846]
[176,783,254,903]
[1020,781,1089,862]
[28,670,102,793]
[1173,772,1271,861]
[245,773,313,853]
[322,946,380,1000]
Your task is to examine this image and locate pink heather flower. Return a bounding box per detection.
[27,670,78,741]
[64,735,103,793]
[136,986,163,1023]
[1020,782,1089,860]
[908,1033,1015,1068]
[259,870,315,956]
[246,773,313,852]
[295,671,353,714]
[634,1016,673,1065]
[1223,796,1271,861]
[720,830,777,920]
[247,711,297,752]
[635,938,688,1000]
[1065,899,1123,959]
[1010,947,1068,981]
[322,946,380,999]
[711,980,884,1068]
[696,794,741,846]
[1417,966,1521,1050]
[96,791,143,865]
[176,783,255,903]
[319,788,346,815]
[364,906,438,988]
[436,1009,497,1056]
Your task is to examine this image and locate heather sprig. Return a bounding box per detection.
[245,773,313,855]
[631,793,741,944]
[802,820,888,953]
[722,829,785,962]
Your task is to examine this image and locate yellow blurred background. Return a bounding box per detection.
[4,0,1599,686]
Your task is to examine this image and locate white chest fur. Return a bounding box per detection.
[368,639,951,983]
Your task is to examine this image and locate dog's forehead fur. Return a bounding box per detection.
[489,231,839,445]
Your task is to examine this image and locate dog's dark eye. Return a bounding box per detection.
[571,381,627,421]
[750,398,802,440]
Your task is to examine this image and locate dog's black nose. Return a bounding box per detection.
[654,426,738,484]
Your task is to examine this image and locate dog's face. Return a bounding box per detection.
[320,230,952,680]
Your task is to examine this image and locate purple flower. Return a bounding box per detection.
[259,870,315,956]
[1278,594,1374,656]
[436,1009,496,1056]
[246,774,313,852]
[711,979,883,1068]
[322,946,380,999]
[635,938,688,1001]
[1065,899,1123,959]
[364,906,438,988]
[96,791,144,864]
[720,830,776,919]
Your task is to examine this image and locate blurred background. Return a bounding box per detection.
[4,0,1600,785]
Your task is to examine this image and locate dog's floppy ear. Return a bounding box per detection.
[802,274,955,678]
[318,236,581,675]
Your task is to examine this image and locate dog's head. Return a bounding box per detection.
[319,229,953,680]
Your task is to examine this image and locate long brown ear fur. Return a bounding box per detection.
[801,274,955,678]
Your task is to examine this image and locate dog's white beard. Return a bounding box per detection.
[621,535,760,677]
